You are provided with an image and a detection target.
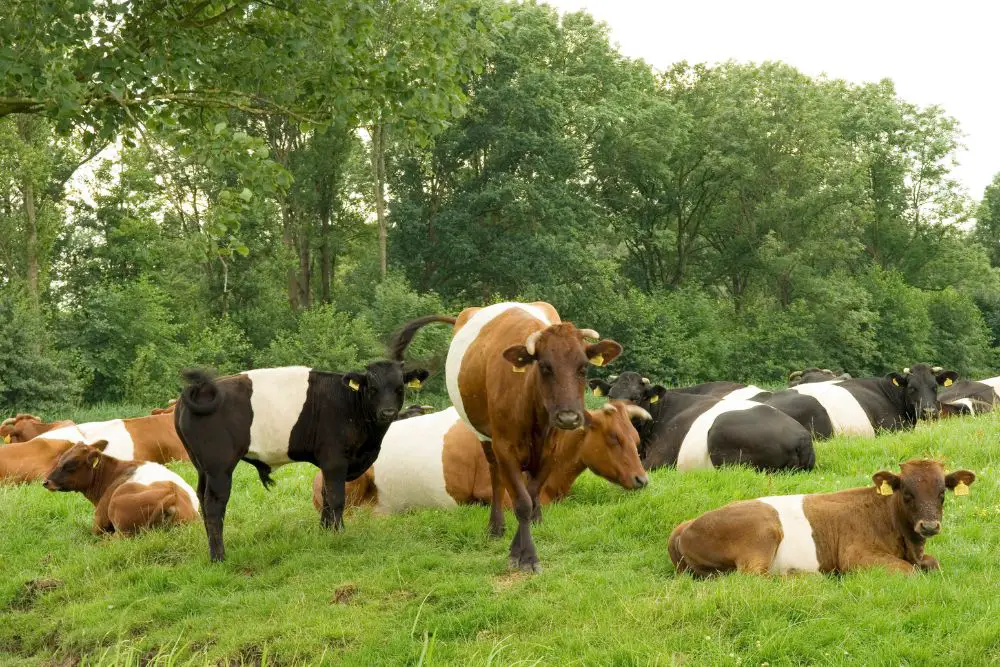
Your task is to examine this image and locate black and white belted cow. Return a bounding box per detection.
[589,372,814,472]
[787,368,851,387]
[590,374,769,402]
[937,379,999,417]
[774,363,958,437]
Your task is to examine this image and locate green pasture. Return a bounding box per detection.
[1,404,997,665]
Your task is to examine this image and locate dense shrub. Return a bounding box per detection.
[256,305,382,372]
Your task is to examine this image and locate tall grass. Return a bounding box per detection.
[1,407,997,665]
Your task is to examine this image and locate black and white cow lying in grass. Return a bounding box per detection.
[937,379,999,416]
[591,375,768,402]
[590,373,814,472]
[787,368,851,386]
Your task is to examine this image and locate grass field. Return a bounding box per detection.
[1,402,998,666]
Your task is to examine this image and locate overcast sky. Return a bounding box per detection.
[547,0,998,199]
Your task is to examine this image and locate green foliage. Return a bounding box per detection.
[926,288,995,376]
[257,305,382,372]
[0,289,82,411]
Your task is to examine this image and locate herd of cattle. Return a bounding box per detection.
[1,301,983,577]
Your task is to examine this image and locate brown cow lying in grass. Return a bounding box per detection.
[311,402,650,514]
[43,440,199,535]
[0,438,80,485]
[1,414,74,444]
[669,459,975,576]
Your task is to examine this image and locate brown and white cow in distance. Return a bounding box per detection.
[311,402,650,513]
[43,440,199,535]
[0,438,81,484]
[2,414,74,444]
[14,414,188,464]
[668,459,975,576]
[396,302,626,572]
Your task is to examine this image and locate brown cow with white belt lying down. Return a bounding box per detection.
[43,440,199,535]
[668,459,975,576]
[311,402,650,513]
[6,414,188,464]
[0,438,81,485]
[1,414,74,443]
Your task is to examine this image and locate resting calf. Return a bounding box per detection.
[2,414,74,444]
[43,440,199,535]
[668,460,975,576]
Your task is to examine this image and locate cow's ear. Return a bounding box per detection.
[645,385,668,405]
[586,340,623,367]
[945,470,976,494]
[872,471,900,495]
[503,345,535,371]
[936,370,959,388]
[91,439,110,452]
[403,368,430,389]
[589,378,612,397]
[887,372,907,388]
[343,372,367,392]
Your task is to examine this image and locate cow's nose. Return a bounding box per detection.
[378,408,398,422]
[42,479,56,491]
[633,474,649,489]
[917,520,941,537]
[922,407,939,419]
[554,410,582,429]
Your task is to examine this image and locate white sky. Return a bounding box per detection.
[548,0,999,199]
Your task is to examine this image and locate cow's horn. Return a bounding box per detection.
[641,377,650,385]
[602,403,617,414]
[525,331,543,356]
[903,367,910,374]
[788,370,803,380]
[821,368,833,374]
[931,366,943,373]
[626,405,652,421]
[579,328,600,340]
[607,375,619,383]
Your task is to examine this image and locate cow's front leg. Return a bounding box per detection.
[320,462,348,531]
[919,554,940,571]
[525,458,555,526]
[498,457,540,573]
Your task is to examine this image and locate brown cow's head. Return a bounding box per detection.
[579,402,650,489]
[42,440,110,492]
[503,323,623,430]
[2,414,54,444]
[886,364,959,422]
[872,460,975,538]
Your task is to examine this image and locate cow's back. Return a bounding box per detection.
[372,407,461,512]
[789,381,876,436]
[446,302,560,438]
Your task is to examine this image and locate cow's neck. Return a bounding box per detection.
[888,492,926,562]
[82,457,136,505]
[879,381,915,425]
[539,430,588,501]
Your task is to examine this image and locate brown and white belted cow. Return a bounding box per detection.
[311,402,650,513]
[0,438,80,485]
[668,459,975,576]
[10,414,188,464]
[2,414,74,444]
[393,302,627,572]
[43,440,199,535]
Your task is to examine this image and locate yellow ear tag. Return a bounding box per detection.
[649,395,659,404]
[348,379,360,391]
[878,480,894,496]
[91,457,100,469]
[592,387,604,397]
[590,353,604,367]
[891,377,900,387]
[512,365,526,373]
[406,379,422,389]
[954,481,969,496]
[2,435,10,444]
[943,378,953,387]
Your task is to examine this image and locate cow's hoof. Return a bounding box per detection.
[920,555,940,571]
[488,521,505,539]
[507,556,521,570]
[519,560,542,574]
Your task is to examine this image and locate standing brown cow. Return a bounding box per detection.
[394,302,626,572]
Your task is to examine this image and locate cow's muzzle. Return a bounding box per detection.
[921,407,939,420]
[42,479,59,491]
[916,519,941,537]
[554,410,583,430]
[377,408,399,423]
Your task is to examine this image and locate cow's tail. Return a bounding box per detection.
[668,520,693,573]
[388,315,457,361]
[179,369,223,416]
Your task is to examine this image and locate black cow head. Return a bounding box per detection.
[343,361,430,425]
[788,368,851,387]
[886,364,959,421]
[589,371,666,410]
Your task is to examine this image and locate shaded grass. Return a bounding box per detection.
[1,408,998,665]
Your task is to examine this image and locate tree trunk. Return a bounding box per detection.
[370,123,389,279]
[320,211,332,304]
[298,235,312,309]
[281,203,300,310]
[22,177,39,308]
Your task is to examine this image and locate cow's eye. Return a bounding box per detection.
[577,365,587,378]
[540,363,553,376]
